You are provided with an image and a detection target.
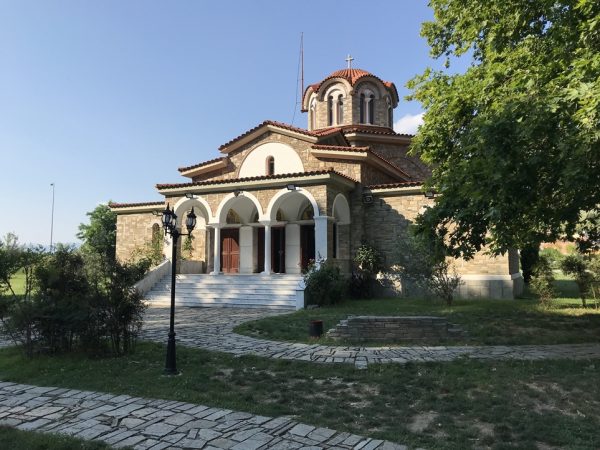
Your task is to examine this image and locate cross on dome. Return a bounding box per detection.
[345,54,354,69]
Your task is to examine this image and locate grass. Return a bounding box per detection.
[0,269,26,297]
[0,426,116,449]
[0,342,599,449]
[235,278,600,346]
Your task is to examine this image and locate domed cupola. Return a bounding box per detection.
[301,59,399,131]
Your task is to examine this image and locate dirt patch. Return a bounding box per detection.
[408,411,438,433]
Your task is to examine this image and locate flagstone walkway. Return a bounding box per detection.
[0,381,408,450]
[140,307,600,369]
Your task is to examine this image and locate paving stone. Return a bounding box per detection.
[289,424,316,437]
[15,418,51,431]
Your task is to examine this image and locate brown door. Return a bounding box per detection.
[272,227,285,273]
[221,228,240,273]
[300,224,315,270]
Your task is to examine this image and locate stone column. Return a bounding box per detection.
[314,216,329,264]
[262,223,272,274]
[239,226,254,274]
[285,224,301,274]
[210,224,221,275]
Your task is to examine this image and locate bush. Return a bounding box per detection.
[539,247,565,270]
[303,259,346,306]
[350,244,383,299]
[2,242,146,356]
[394,227,462,305]
[530,255,556,308]
[561,254,594,307]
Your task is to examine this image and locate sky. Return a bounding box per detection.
[0,1,466,246]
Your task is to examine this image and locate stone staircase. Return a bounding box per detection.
[144,274,304,310]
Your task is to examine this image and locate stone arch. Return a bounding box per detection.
[215,191,264,224]
[318,79,352,101]
[266,188,320,222]
[332,193,351,225]
[173,196,213,224]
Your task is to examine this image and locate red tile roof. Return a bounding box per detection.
[311,144,369,152]
[218,120,318,151]
[303,68,399,105]
[157,169,356,190]
[178,156,227,173]
[109,201,164,209]
[367,181,423,189]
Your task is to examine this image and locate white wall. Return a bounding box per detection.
[239,142,304,178]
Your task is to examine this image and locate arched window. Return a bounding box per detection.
[337,95,344,124]
[327,95,334,126]
[387,97,393,127]
[226,209,241,224]
[368,94,375,124]
[359,94,365,124]
[266,156,275,176]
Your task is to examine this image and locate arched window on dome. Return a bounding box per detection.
[309,98,317,130]
[327,95,334,126]
[337,94,344,124]
[368,94,375,124]
[386,97,393,127]
[359,94,365,124]
[266,156,275,176]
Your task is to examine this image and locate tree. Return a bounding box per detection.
[575,209,600,254]
[77,203,117,262]
[409,0,600,258]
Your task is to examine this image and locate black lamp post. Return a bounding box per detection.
[161,203,197,375]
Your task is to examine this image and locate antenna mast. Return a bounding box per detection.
[300,32,304,96]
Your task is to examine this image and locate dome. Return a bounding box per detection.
[302,67,398,111]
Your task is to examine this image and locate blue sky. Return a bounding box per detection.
[0,1,462,245]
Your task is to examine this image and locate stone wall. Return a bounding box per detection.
[115,212,162,263]
[362,190,522,299]
[327,316,465,343]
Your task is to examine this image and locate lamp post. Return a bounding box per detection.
[161,203,197,375]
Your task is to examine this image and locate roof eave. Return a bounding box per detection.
[157,172,356,196]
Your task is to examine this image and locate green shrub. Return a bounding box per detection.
[539,247,565,270]
[561,254,594,307]
[3,242,146,356]
[530,255,555,307]
[303,259,346,306]
[350,243,383,299]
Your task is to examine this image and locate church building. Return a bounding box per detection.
[110,64,523,306]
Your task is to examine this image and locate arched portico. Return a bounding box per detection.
[210,192,262,274]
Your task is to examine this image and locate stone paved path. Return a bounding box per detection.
[140,307,600,369]
[0,381,408,450]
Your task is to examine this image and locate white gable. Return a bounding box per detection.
[238,142,304,178]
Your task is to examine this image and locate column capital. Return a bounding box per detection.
[313,215,333,222]
[259,220,275,226]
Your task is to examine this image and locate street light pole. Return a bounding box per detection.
[50,183,55,252]
[161,204,196,375]
[165,228,179,374]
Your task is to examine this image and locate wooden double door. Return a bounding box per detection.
[220,228,240,273]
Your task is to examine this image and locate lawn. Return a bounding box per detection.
[0,269,25,297]
[0,342,599,449]
[0,426,117,450]
[235,278,600,346]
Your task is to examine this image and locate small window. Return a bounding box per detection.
[368,94,375,124]
[327,95,334,126]
[266,156,275,176]
[226,209,241,224]
[300,205,314,220]
[359,94,365,123]
[337,95,344,124]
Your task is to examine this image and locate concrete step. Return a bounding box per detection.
[144,274,304,310]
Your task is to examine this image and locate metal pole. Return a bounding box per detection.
[50,183,55,252]
[165,231,179,374]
